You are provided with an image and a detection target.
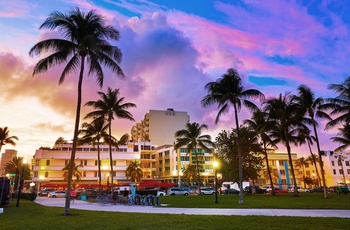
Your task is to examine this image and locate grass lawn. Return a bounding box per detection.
[1,193,349,230]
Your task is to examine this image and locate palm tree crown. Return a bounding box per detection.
[0,127,18,153]
[125,160,142,183]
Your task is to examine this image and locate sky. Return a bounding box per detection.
[1,0,350,160]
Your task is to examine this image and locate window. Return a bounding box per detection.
[346,161,349,166]
[305,163,309,168]
[94,171,98,177]
[113,160,116,166]
[339,169,344,174]
[83,171,86,177]
[84,160,87,166]
[34,172,38,177]
[280,170,286,175]
[333,169,336,175]
[45,172,49,177]
[35,160,40,166]
[331,161,334,166]
[347,169,350,174]
[95,160,98,166]
[46,160,50,166]
[165,151,170,156]
[80,160,83,166]
[338,160,342,166]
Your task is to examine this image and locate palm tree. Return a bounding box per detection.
[174,122,214,194]
[29,8,124,215]
[62,162,82,190]
[54,137,68,147]
[202,68,264,203]
[125,160,142,183]
[331,124,350,152]
[78,118,109,193]
[296,84,330,198]
[244,108,278,195]
[295,157,309,188]
[182,165,198,187]
[0,127,18,153]
[264,93,304,196]
[5,157,30,190]
[84,87,136,192]
[326,77,350,128]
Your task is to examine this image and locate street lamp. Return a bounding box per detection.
[16,159,27,207]
[213,161,219,204]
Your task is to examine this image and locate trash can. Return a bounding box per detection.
[80,195,87,201]
[29,192,37,201]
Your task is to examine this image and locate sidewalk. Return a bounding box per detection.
[34,197,350,218]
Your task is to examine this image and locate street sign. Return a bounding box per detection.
[8,174,16,176]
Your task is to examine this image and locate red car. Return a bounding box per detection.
[268,188,288,194]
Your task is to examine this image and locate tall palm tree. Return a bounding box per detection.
[264,93,304,196]
[243,108,278,195]
[295,157,308,188]
[174,122,214,194]
[125,160,142,183]
[182,165,198,187]
[62,162,82,190]
[331,124,350,152]
[0,127,18,153]
[84,87,136,192]
[296,84,330,198]
[29,8,124,215]
[78,118,109,193]
[202,68,264,203]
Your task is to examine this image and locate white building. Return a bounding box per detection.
[322,151,350,185]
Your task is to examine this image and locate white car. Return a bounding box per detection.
[288,186,310,193]
[48,190,66,198]
[168,188,189,196]
[157,189,166,196]
[200,188,215,195]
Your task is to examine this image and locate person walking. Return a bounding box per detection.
[70,190,77,203]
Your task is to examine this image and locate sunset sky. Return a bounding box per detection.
[1,0,350,160]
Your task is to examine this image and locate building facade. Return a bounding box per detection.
[0,149,17,176]
[131,108,190,145]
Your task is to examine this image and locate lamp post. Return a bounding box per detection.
[213,161,219,204]
[16,159,27,207]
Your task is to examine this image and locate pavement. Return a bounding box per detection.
[34,197,350,218]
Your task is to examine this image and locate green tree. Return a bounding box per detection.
[264,93,304,196]
[0,127,18,153]
[29,8,124,215]
[125,160,142,183]
[296,84,330,198]
[174,122,214,194]
[118,133,130,145]
[54,137,68,147]
[202,68,264,203]
[78,117,109,193]
[243,108,278,195]
[62,161,82,190]
[85,87,136,192]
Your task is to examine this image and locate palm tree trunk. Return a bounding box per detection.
[284,129,298,197]
[263,141,275,195]
[312,123,328,198]
[64,56,85,216]
[233,104,244,204]
[194,146,201,195]
[97,143,102,196]
[306,139,321,187]
[108,115,114,193]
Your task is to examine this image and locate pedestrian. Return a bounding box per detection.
[70,190,77,203]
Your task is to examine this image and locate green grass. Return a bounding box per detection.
[1,193,350,230]
[160,193,350,209]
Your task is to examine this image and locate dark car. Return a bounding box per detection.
[309,187,326,193]
[38,188,54,196]
[224,188,239,194]
[244,186,266,194]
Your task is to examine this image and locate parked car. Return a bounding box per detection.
[268,188,288,194]
[244,186,267,194]
[48,190,66,198]
[335,186,349,194]
[157,189,166,196]
[224,188,239,194]
[183,188,193,194]
[168,188,189,196]
[309,187,326,193]
[328,186,337,193]
[263,186,277,192]
[200,188,215,195]
[288,186,310,193]
[38,188,54,196]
